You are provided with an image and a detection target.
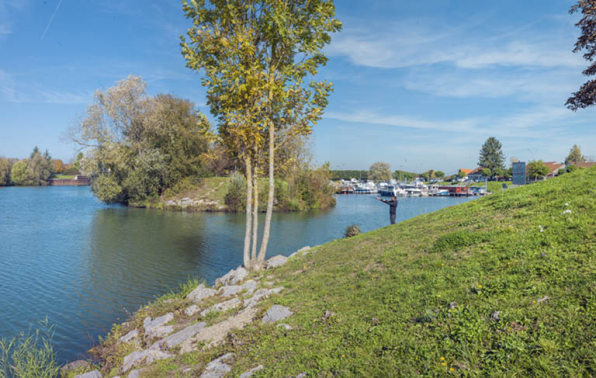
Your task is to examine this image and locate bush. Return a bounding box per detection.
[0,320,60,378]
[224,172,246,212]
[345,224,361,238]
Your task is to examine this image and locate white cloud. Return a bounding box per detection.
[327,17,583,70]
[0,0,27,38]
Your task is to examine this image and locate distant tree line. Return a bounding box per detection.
[0,147,82,187]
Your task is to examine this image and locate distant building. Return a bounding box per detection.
[542,162,566,178]
[468,167,485,181]
[459,168,472,175]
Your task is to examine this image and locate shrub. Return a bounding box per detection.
[345,224,361,238]
[0,320,60,378]
[224,172,246,212]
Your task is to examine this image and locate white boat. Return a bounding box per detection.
[354,181,378,194]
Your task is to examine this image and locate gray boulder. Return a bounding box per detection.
[61,360,90,374]
[219,285,241,297]
[262,305,293,324]
[267,255,288,269]
[128,369,147,378]
[187,284,217,303]
[184,305,201,316]
[150,322,207,350]
[117,329,139,344]
[216,267,249,287]
[143,313,174,339]
[201,298,241,317]
[74,371,101,378]
[200,353,234,378]
[241,279,258,294]
[240,365,264,378]
[244,287,284,309]
[122,349,174,373]
[277,324,292,330]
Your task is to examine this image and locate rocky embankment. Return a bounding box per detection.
[63,247,312,378]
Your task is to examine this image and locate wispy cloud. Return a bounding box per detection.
[0,0,27,38]
[327,17,582,70]
[0,69,89,105]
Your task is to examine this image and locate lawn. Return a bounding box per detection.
[88,167,596,377]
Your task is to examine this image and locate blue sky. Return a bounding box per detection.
[0,0,594,174]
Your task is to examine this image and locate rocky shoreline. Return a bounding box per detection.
[63,246,313,378]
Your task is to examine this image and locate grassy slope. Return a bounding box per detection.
[98,168,596,377]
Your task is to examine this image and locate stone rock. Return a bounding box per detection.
[201,298,242,317]
[296,373,306,378]
[537,296,550,303]
[75,371,101,378]
[61,360,90,373]
[187,284,217,303]
[277,324,292,330]
[180,307,258,353]
[117,329,139,344]
[449,301,458,310]
[244,287,284,309]
[262,305,293,324]
[240,365,264,378]
[200,353,234,378]
[216,267,249,287]
[185,305,201,317]
[241,279,258,294]
[166,200,176,206]
[267,255,288,269]
[219,285,241,297]
[144,313,174,339]
[128,369,147,378]
[489,311,500,322]
[150,322,207,350]
[122,349,174,373]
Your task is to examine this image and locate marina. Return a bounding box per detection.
[335,178,489,197]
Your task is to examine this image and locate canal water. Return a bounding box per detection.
[0,186,474,362]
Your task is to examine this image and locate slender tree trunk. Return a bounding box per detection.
[251,175,259,263]
[243,157,253,269]
[257,117,275,264]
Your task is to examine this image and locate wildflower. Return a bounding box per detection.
[450,368,455,372]
[342,355,345,358]
[541,252,546,257]
[478,284,483,289]
[565,203,569,206]
[562,209,572,215]
[437,294,441,298]
[440,357,445,361]
[441,263,445,267]
[441,362,447,366]
[532,300,537,304]
[313,318,317,322]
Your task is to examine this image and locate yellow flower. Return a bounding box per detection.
[478,284,483,288]
[441,263,445,266]
[437,294,441,298]
[440,357,445,361]
[450,367,455,372]
[342,355,345,358]
[313,319,317,322]
[441,362,447,366]
[532,300,537,304]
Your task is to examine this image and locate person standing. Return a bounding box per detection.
[377,196,398,225]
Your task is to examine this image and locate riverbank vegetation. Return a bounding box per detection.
[71,165,596,377]
[0,147,80,187]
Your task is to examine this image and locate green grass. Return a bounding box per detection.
[97,167,596,377]
[50,174,75,180]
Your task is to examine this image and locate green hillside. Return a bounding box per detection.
[84,167,596,377]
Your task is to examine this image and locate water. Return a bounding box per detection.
[0,186,474,362]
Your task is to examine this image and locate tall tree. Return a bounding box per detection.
[69,76,211,204]
[182,0,341,270]
[565,144,586,164]
[568,1,596,110]
[478,137,505,174]
[369,162,392,182]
